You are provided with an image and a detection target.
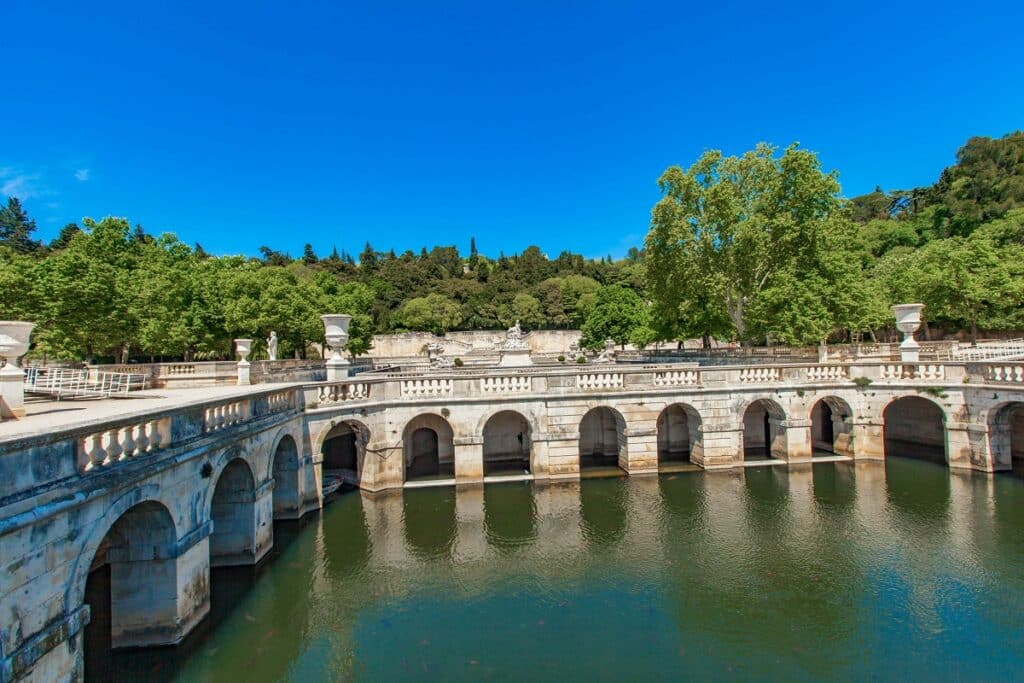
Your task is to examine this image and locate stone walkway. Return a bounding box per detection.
[1,383,301,442]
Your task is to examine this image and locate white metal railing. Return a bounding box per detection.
[946,339,1024,361]
[25,367,147,399]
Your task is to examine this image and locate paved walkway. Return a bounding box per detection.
[1,383,301,442]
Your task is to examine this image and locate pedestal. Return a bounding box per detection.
[236,360,251,385]
[326,359,349,382]
[0,363,26,419]
[499,347,533,367]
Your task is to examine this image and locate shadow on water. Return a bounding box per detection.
[483,481,536,552]
[93,512,316,682]
[579,478,627,547]
[323,494,371,579]
[811,461,856,511]
[402,486,456,559]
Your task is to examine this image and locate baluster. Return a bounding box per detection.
[102,431,119,466]
[121,424,136,459]
[134,421,150,454]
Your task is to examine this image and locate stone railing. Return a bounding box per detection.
[738,367,781,383]
[576,372,624,390]
[87,359,326,388]
[878,364,946,381]
[78,416,173,471]
[653,369,700,386]
[400,378,454,398]
[804,365,849,381]
[317,382,372,405]
[69,389,299,474]
[981,364,1024,384]
[480,376,532,393]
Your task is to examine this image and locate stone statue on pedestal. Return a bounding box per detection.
[267,331,278,361]
[504,320,526,349]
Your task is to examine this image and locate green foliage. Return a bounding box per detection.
[576,354,587,364]
[852,377,872,388]
[395,293,463,334]
[0,197,42,253]
[453,357,463,367]
[580,285,648,349]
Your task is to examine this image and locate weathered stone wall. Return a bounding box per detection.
[368,329,582,358]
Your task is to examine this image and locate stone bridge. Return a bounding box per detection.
[2,360,1023,681]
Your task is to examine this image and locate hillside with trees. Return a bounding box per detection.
[1,131,1022,362]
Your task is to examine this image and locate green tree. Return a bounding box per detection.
[0,197,42,253]
[395,293,463,334]
[580,285,647,349]
[498,293,544,329]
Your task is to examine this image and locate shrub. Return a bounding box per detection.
[453,357,463,367]
[576,355,587,364]
[852,376,872,388]
[558,355,566,362]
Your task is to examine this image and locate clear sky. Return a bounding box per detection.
[2,1,1022,259]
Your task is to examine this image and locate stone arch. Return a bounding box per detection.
[482,410,532,475]
[403,413,455,481]
[986,401,1024,469]
[271,433,300,518]
[883,395,947,464]
[741,398,787,460]
[80,497,196,678]
[809,396,854,457]
[321,419,370,484]
[578,406,627,471]
[656,403,703,465]
[210,458,260,566]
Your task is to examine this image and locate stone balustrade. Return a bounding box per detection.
[480,375,532,393]
[738,367,781,383]
[576,372,623,390]
[653,369,700,386]
[879,363,946,381]
[317,381,372,404]
[204,400,250,432]
[78,417,173,471]
[983,364,1024,383]
[400,378,454,398]
[804,365,849,381]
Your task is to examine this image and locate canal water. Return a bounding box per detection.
[99,458,1024,681]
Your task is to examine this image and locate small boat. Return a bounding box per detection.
[322,474,344,497]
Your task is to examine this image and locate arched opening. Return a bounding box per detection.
[578,406,627,472]
[883,396,947,464]
[482,410,532,475]
[403,414,455,482]
[810,397,854,457]
[742,399,786,461]
[657,403,702,466]
[210,458,260,566]
[272,435,300,519]
[321,420,368,486]
[83,501,180,680]
[988,402,1024,472]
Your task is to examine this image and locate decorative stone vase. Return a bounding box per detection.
[321,315,352,381]
[0,321,35,367]
[891,303,924,362]
[0,321,34,419]
[234,339,253,363]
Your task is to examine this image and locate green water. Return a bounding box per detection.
[105,459,1024,681]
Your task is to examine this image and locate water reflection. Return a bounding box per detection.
[105,459,1024,682]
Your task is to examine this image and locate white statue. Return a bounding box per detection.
[427,342,453,368]
[267,331,278,361]
[595,338,617,364]
[504,320,526,349]
[567,340,583,361]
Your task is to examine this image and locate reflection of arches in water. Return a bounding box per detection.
[403,414,455,481]
[403,487,457,558]
[657,471,705,524]
[579,479,627,547]
[211,458,258,566]
[810,397,854,457]
[988,402,1024,469]
[484,481,537,551]
[884,455,951,523]
[884,396,947,465]
[83,501,179,680]
[742,399,786,460]
[657,403,702,464]
[323,493,371,578]
[483,411,532,475]
[322,420,370,482]
[272,434,300,518]
[579,406,626,471]
[811,462,856,511]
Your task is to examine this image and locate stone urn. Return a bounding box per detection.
[0,321,35,369]
[892,303,924,362]
[0,321,35,419]
[321,314,352,381]
[234,338,253,363]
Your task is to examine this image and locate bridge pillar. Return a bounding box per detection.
[109,530,211,649]
[851,419,885,461]
[622,428,658,474]
[695,425,741,468]
[358,437,404,491]
[782,418,813,462]
[210,480,273,567]
[454,437,484,484]
[544,436,581,478]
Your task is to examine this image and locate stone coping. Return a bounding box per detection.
[0,383,304,445]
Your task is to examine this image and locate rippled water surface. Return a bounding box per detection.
[106,459,1024,681]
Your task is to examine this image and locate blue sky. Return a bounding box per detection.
[2,1,1022,259]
